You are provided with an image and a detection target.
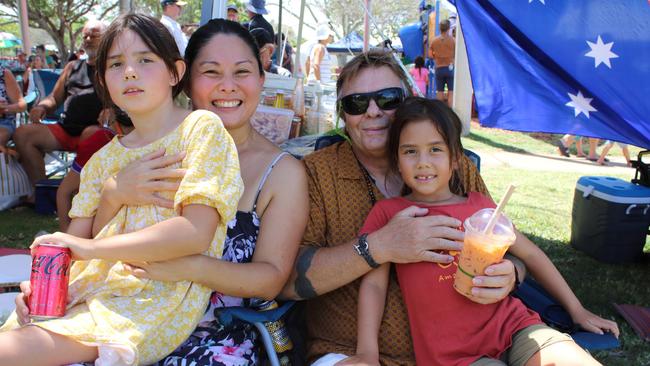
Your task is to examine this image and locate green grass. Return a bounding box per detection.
[463,127,646,161]
[464,126,650,365]
[0,207,58,248]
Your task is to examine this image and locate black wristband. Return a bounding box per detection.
[354,233,380,269]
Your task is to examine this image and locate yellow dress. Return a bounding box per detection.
[1,110,243,365]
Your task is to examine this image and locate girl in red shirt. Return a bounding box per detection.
[337,97,618,366]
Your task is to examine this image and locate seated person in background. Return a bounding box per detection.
[13,19,107,198]
[22,55,46,96]
[250,27,292,77]
[35,44,53,69]
[56,107,134,232]
[0,65,26,154]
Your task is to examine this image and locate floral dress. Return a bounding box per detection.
[157,152,289,366]
[1,110,243,366]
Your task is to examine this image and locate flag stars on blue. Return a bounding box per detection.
[566,91,597,119]
[585,36,619,69]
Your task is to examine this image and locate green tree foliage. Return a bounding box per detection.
[132,0,202,26]
[311,0,418,42]
[0,0,118,58]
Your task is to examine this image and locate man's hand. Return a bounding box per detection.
[369,206,464,265]
[97,108,115,127]
[28,105,47,123]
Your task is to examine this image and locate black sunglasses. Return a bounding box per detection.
[339,87,405,115]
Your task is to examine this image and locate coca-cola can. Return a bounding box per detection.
[29,243,71,320]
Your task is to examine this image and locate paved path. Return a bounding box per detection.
[479,150,636,176]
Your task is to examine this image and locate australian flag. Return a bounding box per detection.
[455,0,650,148]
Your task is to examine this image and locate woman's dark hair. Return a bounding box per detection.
[387,97,465,195]
[414,56,424,69]
[184,18,263,94]
[95,13,186,107]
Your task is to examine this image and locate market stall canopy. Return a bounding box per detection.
[0,32,22,49]
[327,32,364,53]
[454,0,650,148]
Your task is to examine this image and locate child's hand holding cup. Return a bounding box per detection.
[454,185,517,303]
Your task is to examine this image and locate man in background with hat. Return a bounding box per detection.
[245,0,274,42]
[227,4,239,22]
[250,28,292,77]
[160,0,188,56]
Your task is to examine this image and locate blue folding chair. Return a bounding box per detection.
[33,69,64,121]
[216,301,296,366]
[513,277,620,351]
[31,69,73,177]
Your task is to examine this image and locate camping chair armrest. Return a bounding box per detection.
[216,300,295,326]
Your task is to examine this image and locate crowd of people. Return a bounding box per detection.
[0,3,623,366]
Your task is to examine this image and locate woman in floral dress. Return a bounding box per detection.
[90,19,308,365]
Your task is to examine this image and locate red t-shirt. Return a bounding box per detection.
[360,192,542,366]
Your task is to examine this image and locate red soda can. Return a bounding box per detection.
[29,244,71,319]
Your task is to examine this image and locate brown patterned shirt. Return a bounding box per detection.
[302,141,489,365]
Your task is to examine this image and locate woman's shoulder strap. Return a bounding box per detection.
[252,151,290,210]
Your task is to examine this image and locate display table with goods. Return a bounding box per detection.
[253,73,337,146]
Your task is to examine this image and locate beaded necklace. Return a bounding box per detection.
[353,153,378,206]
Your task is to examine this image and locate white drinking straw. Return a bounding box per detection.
[483,184,516,235]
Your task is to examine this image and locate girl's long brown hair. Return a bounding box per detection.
[387,97,466,196]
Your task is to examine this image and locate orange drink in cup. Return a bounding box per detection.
[453,208,516,301]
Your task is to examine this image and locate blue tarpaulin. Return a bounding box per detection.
[327,32,364,53]
[398,22,424,62]
[455,0,650,148]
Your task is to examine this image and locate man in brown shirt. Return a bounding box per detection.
[281,51,521,365]
[429,19,456,106]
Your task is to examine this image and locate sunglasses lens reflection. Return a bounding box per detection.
[341,88,403,115]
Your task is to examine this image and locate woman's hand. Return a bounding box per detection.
[124,255,200,283]
[97,108,115,126]
[570,306,620,338]
[31,232,94,261]
[14,281,31,326]
[334,353,380,366]
[104,149,186,209]
[469,259,516,304]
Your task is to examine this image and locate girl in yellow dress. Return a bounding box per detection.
[0,14,243,366]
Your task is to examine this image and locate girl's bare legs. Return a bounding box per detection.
[525,340,601,366]
[0,326,97,366]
